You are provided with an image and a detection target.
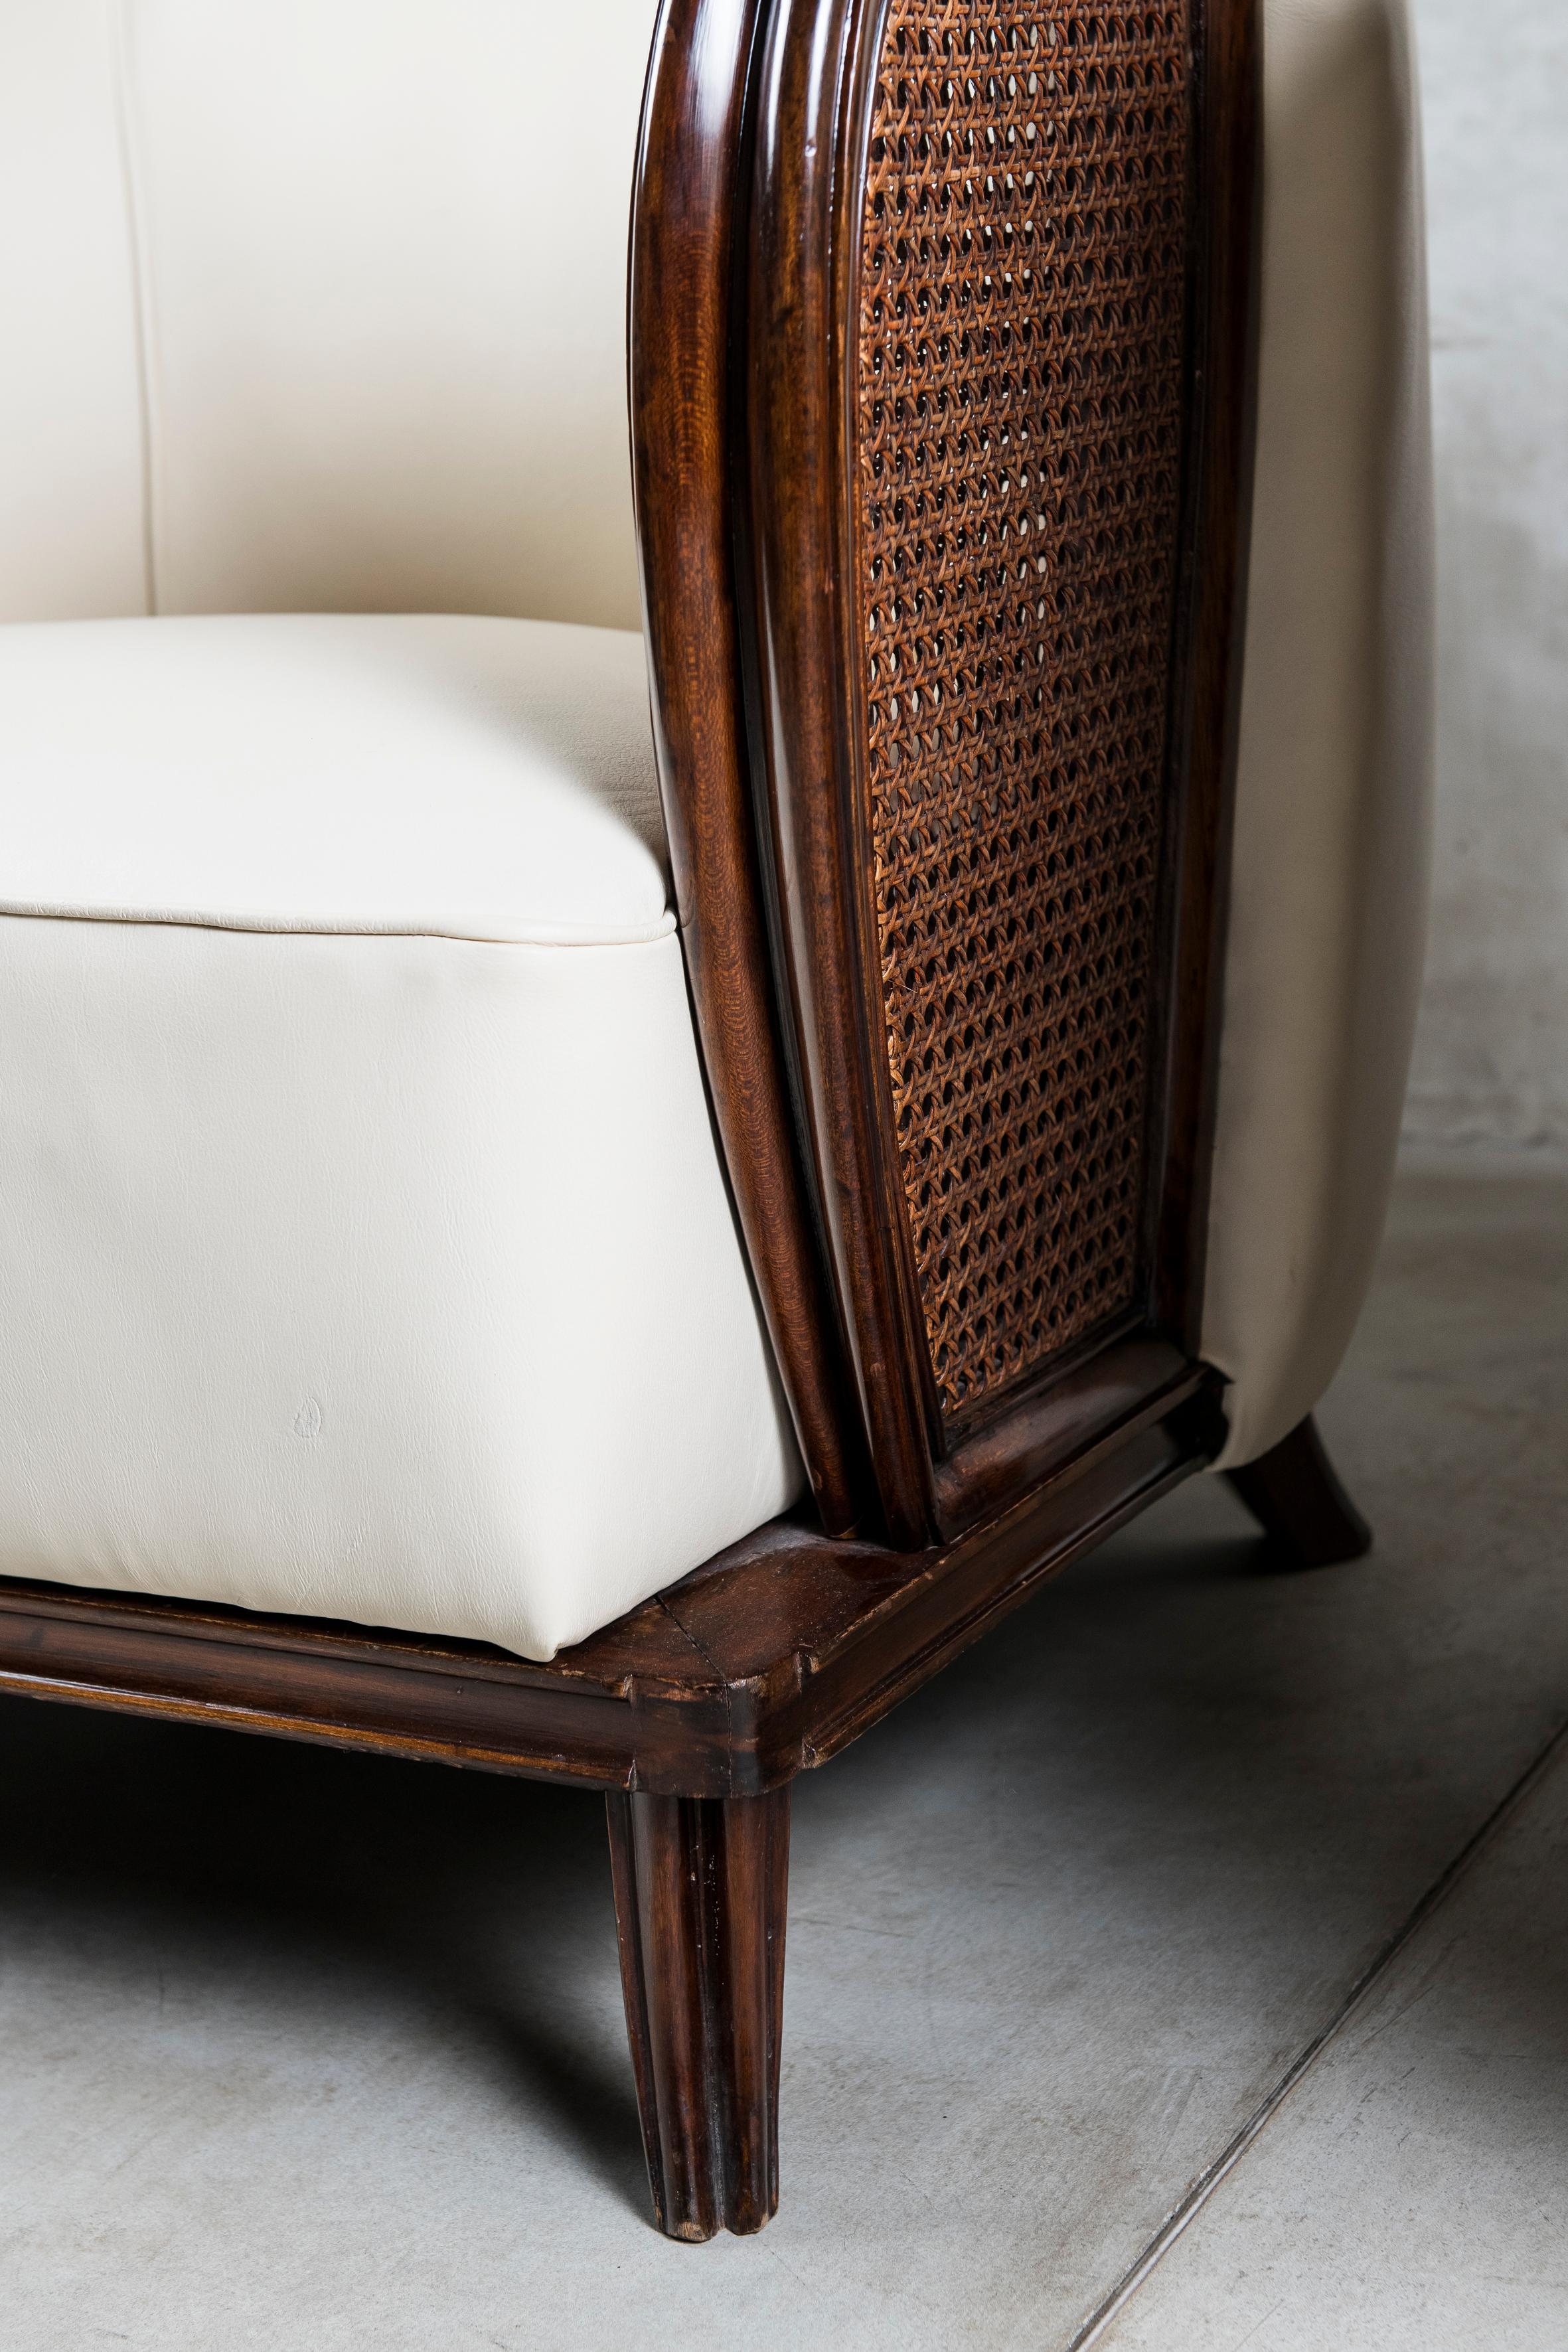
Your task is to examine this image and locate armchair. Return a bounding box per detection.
[0,0,1429,2240]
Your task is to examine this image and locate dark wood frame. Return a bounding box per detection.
[0,0,1372,2244]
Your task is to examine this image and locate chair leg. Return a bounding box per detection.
[606,1785,789,2242]
[1225,1413,1373,1569]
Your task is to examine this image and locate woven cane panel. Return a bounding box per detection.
[857,0,1191,1419]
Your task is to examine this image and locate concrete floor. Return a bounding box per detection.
[1,1164,1565,2351]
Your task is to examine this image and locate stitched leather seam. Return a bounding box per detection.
[112,0,161,617]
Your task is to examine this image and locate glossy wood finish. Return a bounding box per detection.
[0,1571,734,1790]
[1227,1415,1375,1571]
[630,0,869,1535]
[744,0,931,1545]
[607,1787,790,2239]
[1150,0,1265,1351]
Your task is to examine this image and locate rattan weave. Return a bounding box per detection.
[856,0,1191,1420]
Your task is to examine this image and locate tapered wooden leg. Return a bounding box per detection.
[606,1786,789,2242]
[1226,1413,1373,1569]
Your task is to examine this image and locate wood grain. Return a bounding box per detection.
[608,1787,790,2238]
[1149,0,1265,1349]
[631,0,870,1535]
[1227,1415,1375,1570]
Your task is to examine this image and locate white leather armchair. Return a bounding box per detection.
[0,0,1430,2240]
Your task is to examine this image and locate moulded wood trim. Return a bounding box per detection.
[1149,0,1265,1346]
[630,0,872,1533]
[929,1332,1203,1537]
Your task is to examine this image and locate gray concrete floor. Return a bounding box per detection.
[1,1164,1564,2351]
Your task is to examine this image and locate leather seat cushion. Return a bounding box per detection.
[0,613,803,1658]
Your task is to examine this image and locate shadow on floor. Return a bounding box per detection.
[0,1682,651,2217]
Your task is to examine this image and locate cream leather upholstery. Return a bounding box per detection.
[0,0,656,629]
[0,617,802,1658]
[1202,0,1433,1465]
[3,613,670,943]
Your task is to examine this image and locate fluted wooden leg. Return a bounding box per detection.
[1226,1413,1372,1569]
[606,1786,789,2241]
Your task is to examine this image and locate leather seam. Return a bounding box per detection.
[0,905,680,950]
[111,0,161,616]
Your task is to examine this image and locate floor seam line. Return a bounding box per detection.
[1058,1703,1568,2352]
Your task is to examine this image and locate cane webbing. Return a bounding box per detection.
[857,1,1191,1417]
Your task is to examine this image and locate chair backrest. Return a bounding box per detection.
[0,0,660,628]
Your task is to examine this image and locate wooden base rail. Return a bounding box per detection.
[0,1375,1221,1800]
